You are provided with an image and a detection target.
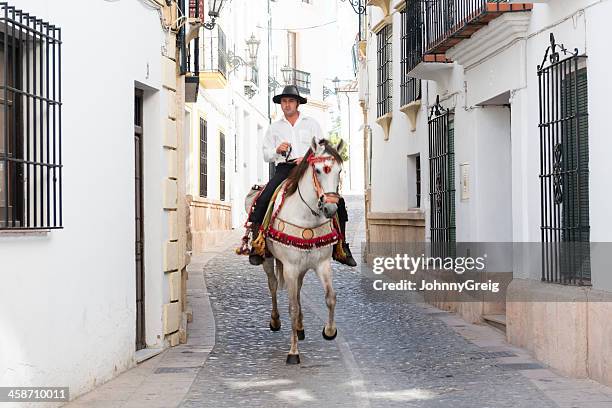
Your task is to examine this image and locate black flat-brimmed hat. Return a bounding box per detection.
[273,85,307,104]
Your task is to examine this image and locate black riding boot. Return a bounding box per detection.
[248,223,265,266]
[334,220,357,267]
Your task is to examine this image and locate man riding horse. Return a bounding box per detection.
[248,85,357,267]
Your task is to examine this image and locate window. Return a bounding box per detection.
[0,5,62,230]
[199,118,207,197]
[219,132,226,201]
[376,24,392,118]
[400,3,422,106]
[218,26,227,77]
[428,97,455,256]
[233,132,237,173]
[287,31,297,69]
[538,35,590,285]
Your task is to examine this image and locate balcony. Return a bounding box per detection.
[403,0,531,86]
[423,0,532,54]
[199,26,228,89]
[281,67,311,95]
[244,66,259,99]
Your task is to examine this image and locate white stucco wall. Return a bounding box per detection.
[364,1,612,289]
[0,0,171,402]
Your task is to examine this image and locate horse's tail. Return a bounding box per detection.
[275,259,286,290]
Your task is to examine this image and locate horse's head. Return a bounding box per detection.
[308,138,344,219]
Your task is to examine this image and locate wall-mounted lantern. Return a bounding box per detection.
[246,34,260,66]
[203,0,226,30]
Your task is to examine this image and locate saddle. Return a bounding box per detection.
[236,183,346,259]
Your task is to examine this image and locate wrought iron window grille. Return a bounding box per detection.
[400,2,423,107]
[416,154,421,208]
[0,3,63,230]
[219,131,225,201]
[376,24,393,118]
[537,33,590,285]
[199,118,208,198]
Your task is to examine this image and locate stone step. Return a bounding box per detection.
[483,314,507,333]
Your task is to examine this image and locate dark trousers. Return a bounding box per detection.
[249,162,349,233]
[249,163,295,224]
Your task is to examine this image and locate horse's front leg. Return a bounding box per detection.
[296,272,305,341]
[316,259,337,340]
[263,258,281,331]
[285,266,301,364]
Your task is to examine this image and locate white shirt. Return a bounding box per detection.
[263,114,324,164]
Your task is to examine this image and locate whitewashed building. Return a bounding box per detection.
[0,0,194,403]
[360,0,612,387]
[186,0,365,244]
[185,0,271,247]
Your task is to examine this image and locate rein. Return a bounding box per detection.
[298,183,319,217]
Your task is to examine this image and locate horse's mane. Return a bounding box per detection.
[285,140,343,197]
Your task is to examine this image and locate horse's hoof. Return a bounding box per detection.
[286,354,300,365]
[269,321,281,332]
[297,329,305,341]
[322,327,337,341]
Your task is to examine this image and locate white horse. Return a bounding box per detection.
[259,138,344,365]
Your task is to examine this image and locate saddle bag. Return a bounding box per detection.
[245,184,266,215]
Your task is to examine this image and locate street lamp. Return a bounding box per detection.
[333,76,341,93]
[203,0,226,30]
[322,77,342,101]
[280,65,293,84]
[226,34,260,74]
[246,34,260,66]
[322,86,335,100]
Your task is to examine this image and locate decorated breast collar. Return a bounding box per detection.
[266,186,342,250]
[267,217,340,250]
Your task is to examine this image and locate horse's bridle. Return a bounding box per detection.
[297,154,341,217]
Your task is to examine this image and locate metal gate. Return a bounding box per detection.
[134,89,146,350]
[538,34,590,285]
[428,96,455,256]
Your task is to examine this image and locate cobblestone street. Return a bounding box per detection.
[180,195,566,407]
[66,195,612,408]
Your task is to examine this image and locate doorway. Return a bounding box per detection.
[134,89,146,350]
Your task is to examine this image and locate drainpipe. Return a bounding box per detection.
[267,0,275,179]
[267,0,272,125]
[346,92,352,192]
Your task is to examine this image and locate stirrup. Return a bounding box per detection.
[334,242,357,267]
[249,247,265,266]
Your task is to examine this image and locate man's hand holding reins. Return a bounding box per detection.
[276,142,291,155]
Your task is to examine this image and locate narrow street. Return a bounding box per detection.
[178,195,608,407]
[66,195,612,407]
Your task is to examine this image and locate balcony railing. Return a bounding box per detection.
[401,0,423,105]
[200,26,227,78]
[282,68,311,95]
[423,0,532,54]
